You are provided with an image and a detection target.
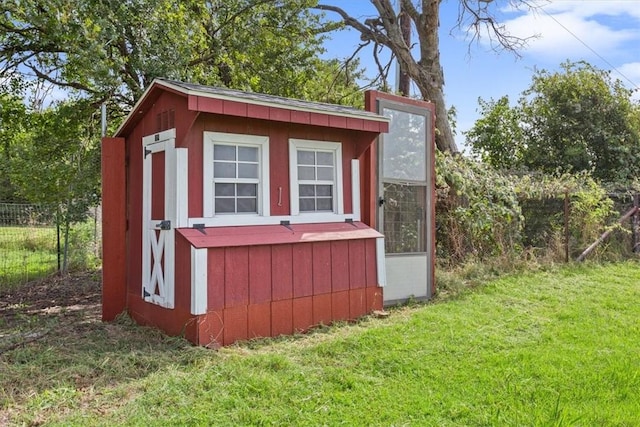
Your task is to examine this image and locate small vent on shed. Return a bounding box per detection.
[156,109,176,132]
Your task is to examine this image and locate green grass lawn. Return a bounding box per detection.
[2,262,640,425]
[0,226,57,289]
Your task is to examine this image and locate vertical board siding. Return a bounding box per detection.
[271,244,293,301]
[292,244,313,298]
[248,302,272,338]
[223,306,248,345]
[330,241,350,292]
[293,296,313,333]
[249,245,272,304]
[207,248,225,310]
[271,299,293,336]
[312,241,332,294]
[101,137,127,321]
[364,238,378,286]
[198,311,224,348]
[313,293,332,326]
[331,291,351,322]
[348,239,366,289]
[349,288,367,319]
[175,233,192,311]
[224,246,249,307]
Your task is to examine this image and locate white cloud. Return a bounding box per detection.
[541,0,640,20]
[616,62,640,99]
[497,0,640,62]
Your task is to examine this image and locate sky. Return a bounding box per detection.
[318,0,640,151]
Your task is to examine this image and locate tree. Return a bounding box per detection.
[0,0,345,112]
[466,61,640,183]
[315,0,537,153]
[465,95,523,170]
[10,99,101,271]
[0,91,30,201]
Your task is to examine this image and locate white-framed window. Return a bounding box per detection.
[203,132,270,218]
[289,139,343,216]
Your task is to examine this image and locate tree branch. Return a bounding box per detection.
[315,4,392,46]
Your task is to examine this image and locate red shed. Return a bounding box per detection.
[102,79,395,347]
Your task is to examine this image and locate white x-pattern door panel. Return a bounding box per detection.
[142,129,177,308]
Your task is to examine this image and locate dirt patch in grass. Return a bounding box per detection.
[0,271,101,326]
[0,270,199,425]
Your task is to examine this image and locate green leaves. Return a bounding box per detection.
[466,61,640,185]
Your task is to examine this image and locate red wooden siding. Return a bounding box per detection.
[151,151,165,219]
[187,94,388,133]
[207,248,225,310]
[101,137,126,321]
[249,245,272,304]
[184,114,369,218]
[193,235,382,347]
[106,82,388,348]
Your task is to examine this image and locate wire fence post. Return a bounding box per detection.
[564,190,570,263]
[633,193,640,253]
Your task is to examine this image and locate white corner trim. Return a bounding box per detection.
[351,159,361,222]
[376,237,387,287]
[191,247,208,315]
[175,147,189,228]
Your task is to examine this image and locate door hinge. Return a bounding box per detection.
[144,147,152,158]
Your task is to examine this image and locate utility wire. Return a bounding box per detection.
[539,5,640,91]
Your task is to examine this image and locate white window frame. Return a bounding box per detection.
[289,139,344,219]
[203,132,270,221]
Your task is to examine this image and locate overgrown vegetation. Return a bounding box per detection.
[0,219,101,291]
[2,263,640,425]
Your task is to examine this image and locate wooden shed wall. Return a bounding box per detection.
[195,238,382,347]
[120,90,384,346]
[185,114,378,219]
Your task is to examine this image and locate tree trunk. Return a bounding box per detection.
[316,0,459,153]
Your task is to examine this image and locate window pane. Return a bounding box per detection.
[316,166,333,180]
[238,163,258,179]
[237,198,257,213]
[237,183,256,197]
[299,184,315,197]
[317,152,333,166]
[316,185,332,197]
[299,198,316,212]
[214,162,236,178]
[215,183,235,197]
[214,144,235,161]
[238,146,258,162]
[297,150,315,165]
[316,198,333,211]
[382,108,427,181]
[298,166,315,180]
[215,198,235,213]
[383,182,427,253]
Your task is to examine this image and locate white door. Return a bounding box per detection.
[142,129,177,308]
[377,101,434,303]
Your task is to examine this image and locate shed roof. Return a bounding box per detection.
[115,78,389,137]
[177,221,383,249]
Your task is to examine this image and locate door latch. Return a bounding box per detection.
[156,220,171,230]
[378,197,385,206]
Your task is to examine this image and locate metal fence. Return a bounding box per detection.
[0,203,101,291]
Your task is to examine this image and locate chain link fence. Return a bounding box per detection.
[0,203,101,291]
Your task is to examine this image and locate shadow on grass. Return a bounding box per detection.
[0,271,207,416]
